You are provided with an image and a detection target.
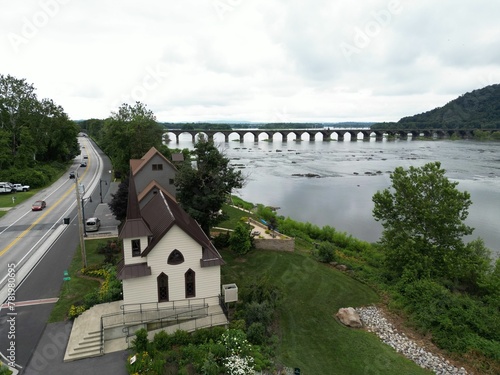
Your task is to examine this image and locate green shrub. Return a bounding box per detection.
[239,277,282,307]
[153,330,172,352]
[0,364,12,375]
[191,326,226,345]
[247,322,266,345]
[171,329,192,346]
[213,231,231,249]
[244,301,274,327]
[229,222,252,255]
[126,351,164,375]
[229,319,246,331]
[317,242,336,263]
[132,328,149,353]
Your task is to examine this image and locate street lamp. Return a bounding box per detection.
[99,179,107,204]
[81,195,92,237]
[74,175,87,268]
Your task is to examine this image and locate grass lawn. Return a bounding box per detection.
[221,249,432,375]
[217,203,256,230]
[0,190,39,218]
[48,238,117,322]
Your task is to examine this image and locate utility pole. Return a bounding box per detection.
[75,174,87,268]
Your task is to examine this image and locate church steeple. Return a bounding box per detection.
[119,172,153,242]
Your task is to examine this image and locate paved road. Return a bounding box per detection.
[0,137,124,374]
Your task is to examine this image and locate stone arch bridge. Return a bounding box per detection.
[164,128,493,143]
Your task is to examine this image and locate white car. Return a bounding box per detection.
[85,217,101,232]
[13,183,30,192]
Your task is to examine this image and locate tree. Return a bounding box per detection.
[175,137,244,235]
[230,222,253,255]
[372,162,474,281]
[109,177,129,221]
[0,74,79,168]
[100,102,164,176]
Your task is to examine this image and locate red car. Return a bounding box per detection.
[32,200,47,211]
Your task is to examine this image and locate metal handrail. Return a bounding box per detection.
[119,295,217,313]
[104,304,209,329]
[122,310,228,344]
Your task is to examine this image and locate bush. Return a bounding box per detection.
[97,240,122,265]
[247,322,266,345]
[171,329,192,346]
[245,301,274,327]
[153,330,172,352]
[126,351,164,375]
[68,304,86,319]
[213,231,231,249]
[191,326,226,345]
[317,242,336,263]
[229,222,252,255]
[0,364,12,375]
[132,328,150,353]
[239,277,282,307]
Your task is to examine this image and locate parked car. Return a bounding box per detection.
[32,200,46,211]
[0,182,14,193]
[12,183,30,192]
[85,217,101,232]
[69,171,75,179]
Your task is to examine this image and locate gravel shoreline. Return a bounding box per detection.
[355,306,469,375]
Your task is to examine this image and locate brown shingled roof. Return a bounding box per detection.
[117,261,152,280]
[131,146,178,175]
[171,153,184,162]
[119,172,153,240]
[140,191,224,266]
[137,180,177,204]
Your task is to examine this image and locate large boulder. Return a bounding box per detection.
[336,307,362,328]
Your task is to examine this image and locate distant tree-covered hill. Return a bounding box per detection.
[372,84,500,130]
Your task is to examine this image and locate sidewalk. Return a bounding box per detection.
[23,322,128,375]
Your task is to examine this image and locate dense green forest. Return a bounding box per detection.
[0,74,79,186]
[372,84,500,130]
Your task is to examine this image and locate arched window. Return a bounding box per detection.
[157,273,169,302]
[168,249,184,265]
[185,269,195,298]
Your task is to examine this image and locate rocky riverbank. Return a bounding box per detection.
[355,306,469,375]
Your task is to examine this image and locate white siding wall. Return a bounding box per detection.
[123,236,149,265]
[121,225,221,306]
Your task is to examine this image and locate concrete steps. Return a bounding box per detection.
[63,300,229,361]
[63,301,122,362]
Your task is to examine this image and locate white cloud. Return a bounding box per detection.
[1,0,500,122]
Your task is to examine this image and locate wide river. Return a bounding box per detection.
[169,131,500,258]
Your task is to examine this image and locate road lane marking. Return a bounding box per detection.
[1,297,59,308]
[0,146,92,257]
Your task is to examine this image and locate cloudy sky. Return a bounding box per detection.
[2,0,500,123]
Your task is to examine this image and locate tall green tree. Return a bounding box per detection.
[100,102,164,176]
[0,74,78,169]
[372,162,475,281]
[175,137,244,235]
[109,177,129,221]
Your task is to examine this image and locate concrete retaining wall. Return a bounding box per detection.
[254,237,295,252]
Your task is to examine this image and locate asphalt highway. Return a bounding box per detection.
[0,136,114,373]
